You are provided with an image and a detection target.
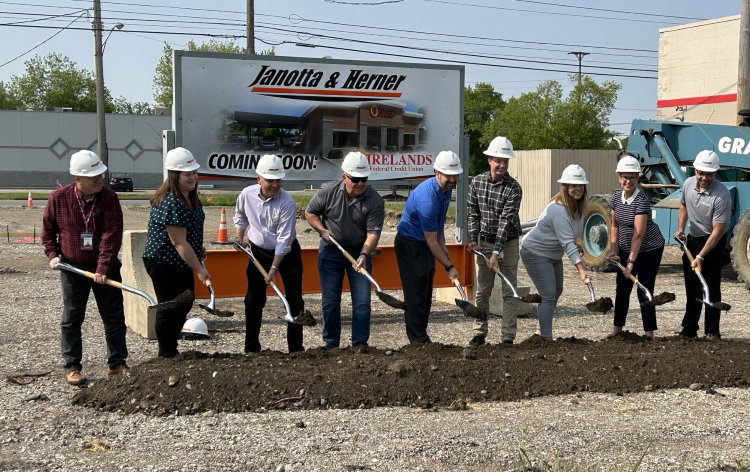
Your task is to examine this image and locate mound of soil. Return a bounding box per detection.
[72,333,750,416]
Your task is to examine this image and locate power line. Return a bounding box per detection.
[0,10,86,68]
[511,0,706,21]
[422,0,686,25]
[0,22,245,38]
[290,41,658,80]
[260,25,657,74]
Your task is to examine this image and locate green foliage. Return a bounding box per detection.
[0,80,20,110]
[464,82,505,175]
[111,96,152,115]
[485,75,621,151]
[3,53,112,112]
[153,41,276,108]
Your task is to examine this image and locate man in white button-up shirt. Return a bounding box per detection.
[234,154,304,353]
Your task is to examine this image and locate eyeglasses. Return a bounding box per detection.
[619,175,638,181]
[346,175,368,184]
[695,171,714,177]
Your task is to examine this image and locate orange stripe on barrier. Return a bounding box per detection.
[194,244,473,299]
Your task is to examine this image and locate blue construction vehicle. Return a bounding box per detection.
[578,110,750,289]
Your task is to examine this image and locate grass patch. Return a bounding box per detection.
[200,193,240,207]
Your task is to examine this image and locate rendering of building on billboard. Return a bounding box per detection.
[174,52,464,182]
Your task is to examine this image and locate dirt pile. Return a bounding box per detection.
[72,333,750,416]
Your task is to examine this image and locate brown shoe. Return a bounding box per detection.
[108,363,130,376]
[65,370,86,385]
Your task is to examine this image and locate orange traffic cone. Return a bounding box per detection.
[27,190,33,207]
[214,207,231,244]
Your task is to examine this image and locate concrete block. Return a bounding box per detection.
[122,230,157,339]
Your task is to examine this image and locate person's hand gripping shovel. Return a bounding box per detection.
[234,242,317,326]
[54,262,194,319]
[606,257,675,307]
[325,233,408,310]
[674,236,731,311]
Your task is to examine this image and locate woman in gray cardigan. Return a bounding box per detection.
[520,165,591,339]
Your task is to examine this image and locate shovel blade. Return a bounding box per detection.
[455,299,487,321]
[153,289,194,310]
[586,297,613,313]
[375,290,408,310]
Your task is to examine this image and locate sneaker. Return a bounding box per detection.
[108,363,130,376]
[705,333,721,340]
[65,370,86,385]
[501,338,514,345]
[468,334,486,347]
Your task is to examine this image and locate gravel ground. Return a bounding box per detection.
[1,206,750,471]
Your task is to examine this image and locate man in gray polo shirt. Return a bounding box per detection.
[674,150,731,339]
[305,151,385,348]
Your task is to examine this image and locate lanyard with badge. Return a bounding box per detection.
[77,194,96,250]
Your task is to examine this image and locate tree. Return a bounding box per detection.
[111,96,153,115]
[4,53,112,112]
[0,81,20,110]
[485,75,621,151]
[464,83,505,175]
[153,40,276,108]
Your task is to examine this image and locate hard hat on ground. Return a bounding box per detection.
[483,136,516,159]
[165,147,200,172]
[558,164,589,184]
[433,150,463,175]
[181,317,210,340]
[693,150,720,173]
[616,155,641,173]
[341,151,370,177]
[256,154,285,179]
[70,150,107,176]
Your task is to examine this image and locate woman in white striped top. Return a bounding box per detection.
[605,156,665,340]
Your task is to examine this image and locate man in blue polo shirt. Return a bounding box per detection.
[395,150,463,344]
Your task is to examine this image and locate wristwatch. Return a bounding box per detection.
[444,264,454,272]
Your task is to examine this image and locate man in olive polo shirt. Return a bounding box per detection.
[674,150,731,339]
[305,151,385,348]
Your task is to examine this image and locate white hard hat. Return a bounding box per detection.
[558,164,589,184]
[69,150,107,176]
[165,147,200,172]
[341,151,370,177]
[693,150,720,173]
[256,154,285,179]
[433,150,463,175]
[616,155,641,173]
[483,136,516,159]
[181,317,210,340]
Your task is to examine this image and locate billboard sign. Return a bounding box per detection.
[174,52,464,181]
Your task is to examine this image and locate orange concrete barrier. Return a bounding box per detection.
[195,244,473,299]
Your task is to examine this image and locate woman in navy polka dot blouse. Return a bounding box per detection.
[142,148,210,358]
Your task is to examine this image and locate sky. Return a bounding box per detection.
[0,0,741,138]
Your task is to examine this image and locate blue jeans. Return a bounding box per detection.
[318,243,372,347]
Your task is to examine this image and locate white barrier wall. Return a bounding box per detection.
[0,110,170,188]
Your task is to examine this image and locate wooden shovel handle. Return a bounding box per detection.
[682,248,702,275]
[250,257,279,288]
[78,268,124,290]
[338,248,369,276]
[452,277,461,288]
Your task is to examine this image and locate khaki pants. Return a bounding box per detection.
[473,238,520,341]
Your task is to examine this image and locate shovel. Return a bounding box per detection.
[451,277,488,320]
[197,261,234,318]
[674,236,731,311]
[55,262,194,317]
[469,248,530,302]
[606,258,675,307]
[234,243,316,326]
[584,276,613,313]
[325,234,408,310]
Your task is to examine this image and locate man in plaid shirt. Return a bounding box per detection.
[42,150,128,386]
[467,136,522,346]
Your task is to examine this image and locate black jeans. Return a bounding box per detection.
[681,233,726,336]
[613,245,663,332]
[244,240,304,353]
[60,258,128,372]
[395,233,435,344]
[144,258,195,358]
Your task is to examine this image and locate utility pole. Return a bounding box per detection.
[568,51,589,87]
[738,0,750,124]
[247,0,255,54]
[93,0,109,187]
